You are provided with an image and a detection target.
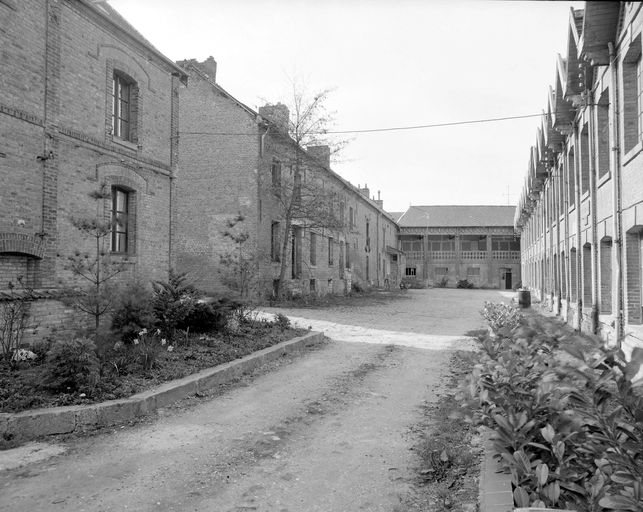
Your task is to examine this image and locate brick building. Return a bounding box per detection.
[397,205,520,289]
[515,2,643,355]
[0,0,187,340]
[175,59,400,298]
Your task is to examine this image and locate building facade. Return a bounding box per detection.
[175,59,400,298]
[397,206,520,289]
[0,0,186,340]
[515,2,643,355]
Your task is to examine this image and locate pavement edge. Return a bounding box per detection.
[479,428,514,512]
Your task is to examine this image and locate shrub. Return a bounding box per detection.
[178,297,243,333]
[461,314,643,511]
[457,279,474,289]
[111,281,156,343]
[437,277,449,288]
[44,337,100,392]
[274,313,291,332]
[480,301,523,335]
[152,270,199,340]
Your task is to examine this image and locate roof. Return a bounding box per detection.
[387,212,405,222]
[397,205,516,228]
[87,1,187,83]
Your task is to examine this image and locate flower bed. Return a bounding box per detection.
[1,320,306,414]
[461,305,643,511]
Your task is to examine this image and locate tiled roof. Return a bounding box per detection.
[397,205,516,228]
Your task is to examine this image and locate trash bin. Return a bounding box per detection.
[517,289,531,308]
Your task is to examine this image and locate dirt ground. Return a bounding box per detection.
[0,288,512,512]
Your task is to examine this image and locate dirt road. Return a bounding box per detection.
[0,289,509,511]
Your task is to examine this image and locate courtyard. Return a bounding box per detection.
[0,288,511,512]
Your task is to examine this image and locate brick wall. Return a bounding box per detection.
[1,1,181,340]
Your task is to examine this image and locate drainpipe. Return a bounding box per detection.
[588,87,600,334]
[609,42,624,344]
[574,124,583,331]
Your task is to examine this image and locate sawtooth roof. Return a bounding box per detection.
[397,205,516,228]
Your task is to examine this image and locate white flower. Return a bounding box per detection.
[79,393,86,398]
[156,329,161,335]
[139,328,148,336]
[167,345,174,352]
[160,338,167,345]
[133,339,139,345]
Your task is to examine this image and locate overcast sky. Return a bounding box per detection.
[109,0,582,213]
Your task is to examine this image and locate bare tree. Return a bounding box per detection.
[264,83,349,298]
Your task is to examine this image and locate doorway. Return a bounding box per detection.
[500,268,512,290]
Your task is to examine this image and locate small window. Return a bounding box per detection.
[349,207,354,229]
[271,221,280,262]
[467,267,480,276]
[310,279,316,292]
[328,237,334,266]
[271,160,282,197]
[405,267,416,276]
[310,232,317,266]
[435,267,448,275]
[346,242,350,269]
[112,72,134,141]
[111,187,129,253]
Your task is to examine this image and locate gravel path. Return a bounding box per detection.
[0,288,510,512]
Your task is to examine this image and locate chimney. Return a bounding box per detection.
[259,103,290,133]
[358,183,370,198]
[201,56,217,82]
[177,57,217,82]
[307,145,330,168]
[374,190,383,210]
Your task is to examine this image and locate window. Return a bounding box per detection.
[597,89,610,179]
[467,267,481,276]
[112,72,134,141]
[271,221,280,261]
[435,267,448,275]
[460,235,486,251]
[405,267,416,276]
[365,219,370,249]
[328,237,334,266]
[339,202,345,225]
[346,242,350,269]
[292,227,302,279]
[428,235,455,252]
[309,232,317,266]
[339,241,345,275]
[310,279,316,293]
[271,160,281,197]
[491,236,520,251]
[567,148,576,208]
[349,207,354,229]
[111,187,129,253]
[623,34,642,153]
[580,124,590,195]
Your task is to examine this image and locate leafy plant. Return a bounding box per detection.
[480,301,523,335]
[132,328,173,372]
[44,337,100,392]
[274,313,291,332]
[152,270,198,341]
[111,280,156,343]
[457,279,475,289]
[437,276,449,288]
[461,313,643,511]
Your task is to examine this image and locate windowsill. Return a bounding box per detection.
[597,172,611,189]
[581,191,590,201]
[112,137,139,152]
[109,252,136,261]
[623,140,643,166]
[568,205,576,214]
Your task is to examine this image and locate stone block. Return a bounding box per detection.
[7,407,76,438]
[151,379,198,408]
[94,399,142,427]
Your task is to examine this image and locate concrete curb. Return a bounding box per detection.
[0,331,324,443]
[479,428,514,512]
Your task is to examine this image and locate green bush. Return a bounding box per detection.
[152,270,198,340]
[178,297,243,333]
[111,281,156,343]
[480,301,523,335]
[44,337,100,392]
[461,315,643,511]
[457,279,474,289]
[274,313,291,332]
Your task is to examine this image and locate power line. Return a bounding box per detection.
[178,112,548,137]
